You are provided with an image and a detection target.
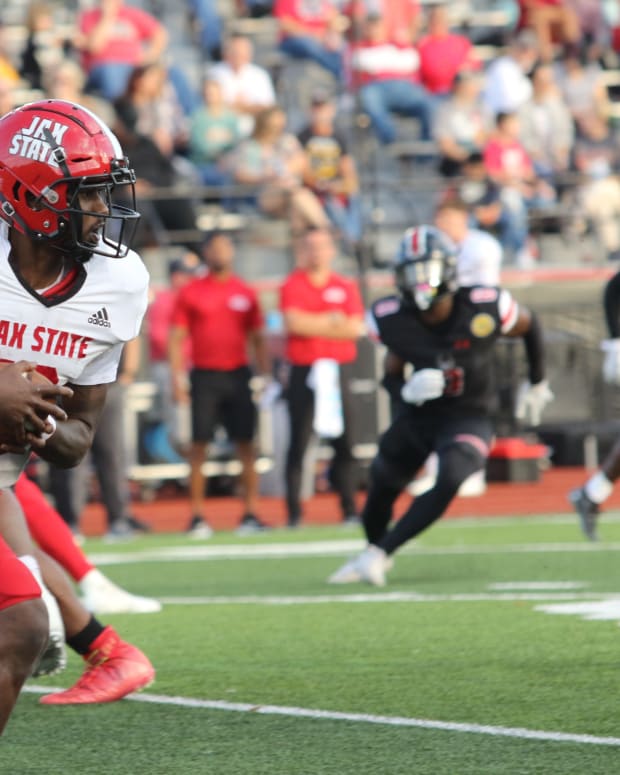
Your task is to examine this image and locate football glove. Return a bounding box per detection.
[515,379,554,426]
[601,339,620,386]
[400,369,445,406]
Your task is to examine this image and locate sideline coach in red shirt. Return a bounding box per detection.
[280,226,365,527]
[170,232,270,536]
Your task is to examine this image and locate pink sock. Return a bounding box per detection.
[15,474,94,583]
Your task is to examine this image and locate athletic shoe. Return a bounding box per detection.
[104,519,135,543]
[186,515,213,539]
[32,583,67,678]
[127,515,152,533]
[39,626,155,705]
[236,513,270,536]
[341,515,361,527]
[328,545,393,586]
[79,569,162,615]
[569,487,600,541]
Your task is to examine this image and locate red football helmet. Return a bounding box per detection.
[0,99,139,258]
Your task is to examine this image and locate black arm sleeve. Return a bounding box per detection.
[523,311,545,385]
[604,271,620,338]
[381,372,405,402]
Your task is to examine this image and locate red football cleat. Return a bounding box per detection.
[40,626,155,705]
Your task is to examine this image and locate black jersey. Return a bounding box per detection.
[370,287,519,417]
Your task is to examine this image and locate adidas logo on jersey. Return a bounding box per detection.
[88,308,111,328]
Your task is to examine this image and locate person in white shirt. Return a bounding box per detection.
[208,33,276,135]
[483,30,539,116]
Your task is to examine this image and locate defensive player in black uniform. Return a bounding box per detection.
[329,225,553,586]
[569,269,620,540]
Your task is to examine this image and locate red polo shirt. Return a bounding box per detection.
[280,269,363,365]
[172,274,263,370]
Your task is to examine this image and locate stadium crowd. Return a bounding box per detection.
[0,0,617,531]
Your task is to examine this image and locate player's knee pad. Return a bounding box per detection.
[370,453,412,492]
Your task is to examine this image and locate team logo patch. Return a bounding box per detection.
[9,116,69,169]
[323,286,347,304]
[470,287,499,304]
[470,313,496,338]
[374,298,400,317]
[88,307,111,328]
[228,294,251,312]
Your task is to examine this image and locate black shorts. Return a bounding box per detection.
[190,367,256,443]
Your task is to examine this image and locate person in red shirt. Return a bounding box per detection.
[417,3,479,96]
[346,14,434,144]
[170,232,271,536]
[77,0,168,100]
[280,226,365,527]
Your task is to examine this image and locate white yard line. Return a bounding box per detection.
[23,686,620,747]
[158,591,618,605]
[88,539,620,566]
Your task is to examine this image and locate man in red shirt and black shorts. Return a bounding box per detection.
[280,226,365,527]
[170,232,271,536]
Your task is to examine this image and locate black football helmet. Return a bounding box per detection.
[394,225,458,310]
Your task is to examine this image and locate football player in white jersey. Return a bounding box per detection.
[0,99,155,712]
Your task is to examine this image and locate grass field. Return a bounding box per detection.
[5,512,620,774]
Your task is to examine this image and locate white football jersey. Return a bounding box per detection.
[0,225,149,486]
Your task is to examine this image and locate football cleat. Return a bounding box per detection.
[79,569,162,615]
[569,487,600,541]
[235,513,270,536]
[32,583,67,677]
[186,515,213,539]
[39,626,155,705]
[328,545,393,587]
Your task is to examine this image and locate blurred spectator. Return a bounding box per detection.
[455,152,531,262]
[229,105,330,234]
[416,3,480,96]
[188,77,242,186]
[0,79,17,116]
[484,111,555,265]
[570,114,620,261]
[77,0,168,101]
[298,90,363,249]
[567,0,608,46]
[114,63,189,160]
[48,338,152,540]
[0,26,21,86]
[19,1,68,91]
[347,14,434,145]
[517,0,580,62]
[186,0,223,61]
[434,196,503,286]
[208,33,276,135]
[143,252,202,465]
[279,226,365,527]
[556,45,610,136]
[343,0,421,45]
[518,62,574,181]
[42,58,116,127]
[273,0,345,80]
[483,29,539,116]
[434,70,493,177]
[113,118,202,254]
[169,232,271,536]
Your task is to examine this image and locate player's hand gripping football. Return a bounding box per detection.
[514,379,554,427]
[0,362,72,453]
